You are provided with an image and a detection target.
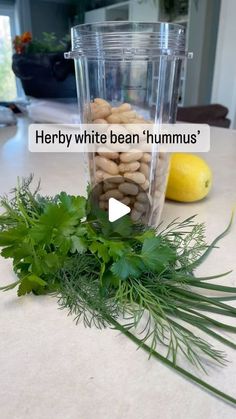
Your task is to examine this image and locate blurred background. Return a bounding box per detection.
[0,0,235,128]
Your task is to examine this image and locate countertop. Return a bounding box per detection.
[0,118,236,419]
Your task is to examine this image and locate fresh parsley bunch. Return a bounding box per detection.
[0,178,87,295]
[0,177,177,296]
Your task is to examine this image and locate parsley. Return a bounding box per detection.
[0,180,88,293]
[141,237,176,272]
[111,254,144,280]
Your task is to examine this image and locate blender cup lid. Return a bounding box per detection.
[65,21,193,60]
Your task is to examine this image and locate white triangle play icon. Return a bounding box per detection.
[108,198,131,222]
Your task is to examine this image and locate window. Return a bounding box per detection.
[0,1,24,101]
[0,14,17,100]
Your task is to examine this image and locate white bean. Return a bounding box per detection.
[95,170,104,182]
[111,107,120,113]
[118,162,140,173]
[119,103,132,112]
[91,103,111,120]
[119,111,137,123]
[104,189,124,200]
[131,209,142,222]
[102,173,124,183]
[140,179,150,190]
[141,153,151,163]
[106,114,121,123]
[120,151,143,163]
[136,192,147,203]
[111,103,132,113]
[94,98,111,108]
[95,156,119,175]
[118,182,139,196]
[98,151,119,160]
[103,181,117,191]
[124,172,146,185]
[134,202,146,213]
[121,197,131,206]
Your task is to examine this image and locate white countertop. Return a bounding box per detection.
[0,118,236,419]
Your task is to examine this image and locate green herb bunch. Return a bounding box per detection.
[26,32,70,54]
[13,32,70,55]
[0,177,236,405]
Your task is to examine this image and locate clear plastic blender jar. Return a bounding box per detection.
[66,22,191,225]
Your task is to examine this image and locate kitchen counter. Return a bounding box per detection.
[0,118,236,419]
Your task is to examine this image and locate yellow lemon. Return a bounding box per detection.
[166,153,212,202]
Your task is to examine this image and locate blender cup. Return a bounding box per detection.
[65,22,190,225]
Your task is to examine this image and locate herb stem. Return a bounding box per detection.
[109,317,236,406]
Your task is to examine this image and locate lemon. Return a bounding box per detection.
[166,153,212,202]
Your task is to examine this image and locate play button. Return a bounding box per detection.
[108,197,131,222]
[87,176,151,225]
